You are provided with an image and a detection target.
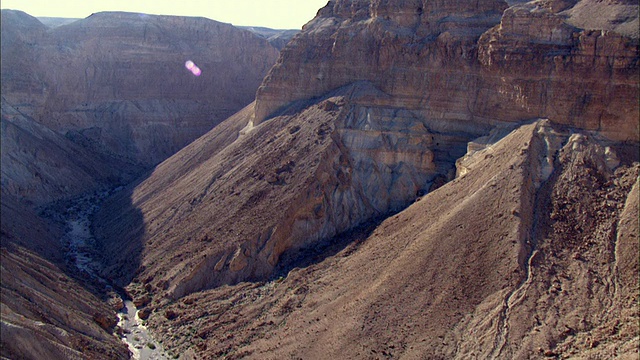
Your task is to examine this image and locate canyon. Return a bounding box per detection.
[1,0,638,359]
[1,9,281,359]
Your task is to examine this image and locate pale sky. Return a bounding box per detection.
[0,0,330,29]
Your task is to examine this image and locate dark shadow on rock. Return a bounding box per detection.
[271,215,390,281]
[92,176,149,293]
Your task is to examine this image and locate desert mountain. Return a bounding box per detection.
[92,0,638,358]
[148,120,639,359]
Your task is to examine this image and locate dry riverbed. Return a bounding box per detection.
[57,188,172,359]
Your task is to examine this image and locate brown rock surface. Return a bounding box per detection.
[92,1,638,357]
[254,0,639,141]
[0,9,279,360]
[4,1,638,359]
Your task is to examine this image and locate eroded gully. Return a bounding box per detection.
[58,189,171,360]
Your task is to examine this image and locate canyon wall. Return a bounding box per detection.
[147,120,639,359]
[254,0,639,141]
[1,10,280,169]
[96,0,638,301]
[26,0,634,357]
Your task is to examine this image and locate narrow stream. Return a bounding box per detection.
[59,189,171,360]
[118,300,171,360]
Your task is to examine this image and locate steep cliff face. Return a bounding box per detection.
[1,10,280,167]
[254,0,638,141]
[96,0,638,303]
[477,0,639,141]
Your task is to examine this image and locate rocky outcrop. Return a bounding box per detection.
[2,10,280,168]
[96,83,489,300]
[254,0,639,141]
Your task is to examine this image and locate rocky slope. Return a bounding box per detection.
[89,111,639,358]
[1,9,280,168]
[254,0,639,142]
[1,98,137,206]
[146,120,639,359]
[95,82,495,298]
[1,195,130,359]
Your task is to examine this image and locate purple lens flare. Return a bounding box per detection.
[185,60,202,76]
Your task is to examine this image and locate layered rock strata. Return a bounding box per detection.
[97,0,638,308]
[254,0,639,141]
[1,10,280,168]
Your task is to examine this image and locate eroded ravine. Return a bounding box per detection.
[59,189,171,360]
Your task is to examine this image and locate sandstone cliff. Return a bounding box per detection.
[254,0,639,141]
